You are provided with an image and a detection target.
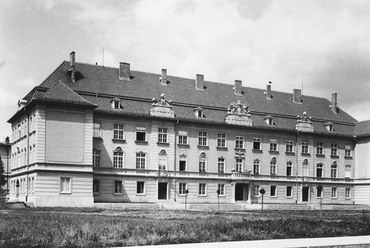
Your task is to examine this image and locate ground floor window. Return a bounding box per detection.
[217,184,225,196]
[331,187,337,198]
[286,186,292,197]
[270,185,277,197]
[137,181,145,195]
[317,186,323,198]
[199,183,206,196]
[253,185,260,197]
[345,188,351,199]
[60,177,71,193]
[179,183,187,195]
[93,180,99,193]
[114,181,122,194]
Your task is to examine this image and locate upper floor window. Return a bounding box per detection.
[158,128,168,143]
[136,152,146,170]
[270,157,277,175]
[269,139,278,151]
[331,161,337,178]
[198,131,208,146]
[316,163,323,178]
[178,130,188,145]
[93,149,100,167]
[179,154,187,171]
[302,159,309,177]
[217,133,226,147]
[253,138,261,150]
[345,146,352,157]
[158,150,167,170]
[331,144,338,156]
[218,157,225,173]
[199,152,207,172]
[113,147,124,168]
[302,142,309,154]
[235,136,244,149]
[345,164,351,178]
[286,161,292,176]
[253,159,260,174]
[286,140,293,153]
[93,123,102,138]
[136,127,146,142]
[113,124,125,140]
[235,158,244,172]
[316,142,324,155]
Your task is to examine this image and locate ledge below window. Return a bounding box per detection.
[269,150,279,154]
[344,156,353,160]
[301,153,310,156]
[252,149,262,153]
[316,154,325,158]
[285,152,295,156]
[178,144,190,148]
[135,140,148,145]
[216,147,228,151]
[197,145,209,149]
[157,142,170,146]
[112,139,126,143]
[330,155,339,159]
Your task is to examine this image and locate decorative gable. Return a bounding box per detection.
[225,100,253,126]
[295,111,314,132]
[150,94,175,118]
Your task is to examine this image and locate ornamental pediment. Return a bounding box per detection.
[295,111,314,132]
[150,94,175,118]
[225,100,253,126]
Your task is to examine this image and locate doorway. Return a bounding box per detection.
[302,186,309,202]
[158,182,167,200]
[235,183,249,201]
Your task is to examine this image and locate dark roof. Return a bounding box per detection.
[355,120,370,137]
[20,60,358,136]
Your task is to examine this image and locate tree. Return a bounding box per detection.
[0,157,5,194]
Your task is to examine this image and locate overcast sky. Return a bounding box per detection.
[1,0,370,141]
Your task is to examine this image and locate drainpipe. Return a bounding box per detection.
[24,109,30,202]
[173,119,179,202]
[5,137,9,194]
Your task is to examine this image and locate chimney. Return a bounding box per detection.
[293,89,302,103]
[234,80,242,96]
[5,137,9,144]
[69,51,76,83]
[265,84,272,100]
[119,62,131,80]
[331,92,338,114]
[195,74,205,90]
[160,68,168,85]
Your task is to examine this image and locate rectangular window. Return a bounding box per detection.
[199,183,206,196]
[218,184,225,196]
[136,127,146,141]
[286,162,292,176]
[60,177,71,193]
[286,186,292,197]
[253,185,260,197]
[302,142,309,154]
[179,183,187,195]
[253,138,261,150]
[158,128,168,143]
[113,124,125,140]
[217,133,226,147]
[316,142,323,155]
[269,139,278,151]
[179,156,187,171]
[178,130,188,145]
[345,146,352,157]
[235,136,244,149]
[114,181,122,194]
[331,144,338,156]
[136,152,146,169]
[270,185,277,197]
[253,160,260,174]
[331,187,337,198]
[317,186,323,198]
[93,122,101,138]
[198,132,208,146]
[345,188,351,199]
[235,158,243,172]
[317,163,323,178]
[137,181,145,194]
[93,180,99,193]
[199,155,206,172]
[113,150,124,168]
[93,149,100,167]
[218,157,225,173]
[331,164,337,178]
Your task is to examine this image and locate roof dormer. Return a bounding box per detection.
[111,97,123,110]
[194,107,205,118]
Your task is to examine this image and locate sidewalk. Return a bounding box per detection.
[127,235,370,248]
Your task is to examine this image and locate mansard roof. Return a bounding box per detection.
[20,60,358,136]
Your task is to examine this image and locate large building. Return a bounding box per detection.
[6,51,370,207]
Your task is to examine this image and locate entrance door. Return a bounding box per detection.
[302,187,309,202]
[235,183,249,201]
[158,182,167,200]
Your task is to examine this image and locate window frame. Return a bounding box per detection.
[179,155,187,172]
[331,187,337,198]
[331,144,338,156]
[235,136,244,149]
[113,147,124,168]
[253,159,260,174]
[179,182,187,195]
[218,184,225,196]
[316,163,323,178]
[136,152,146,170]
[198,183,207,196]
[136,181,145,195]
[345,188,351,199]
[178,130,189,145]
[136,126,147,142]
[286,140,293,153]
[316,142,324,155]
[253,137,261,150]
[198,131,208,146]
[217,133,226,148]
[286,161,293,176]
[286,186,292,197]
[218,157,225,173]
[270,157,277,175]
[60,177,72,194]
[235,158,244,172]
[113,124,125,140]
[199,152,207,172]
[158,128,168,143]
[331,162,338,178]
[93,149,101,167]
[269,139,278,151]
[114,180,123,194]
[302,141,309,154]
[270,185,277,197]
[93,180,99,194]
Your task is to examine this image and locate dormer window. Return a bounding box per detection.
[325,122,334,132]
[194,107,205,118]
[264,115,275,125]
[111,97,123,110]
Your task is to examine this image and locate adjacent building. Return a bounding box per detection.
[0,138,11,195]
[6,51,370,207]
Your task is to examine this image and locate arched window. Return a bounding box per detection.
[199,152,207,172]
[253,159,260,174]
[158,150,167,170]
[331,161,337,178]
[179,154,187,172]
[286,161,293,176]
[113,147,124,168]
[270,157,277,175]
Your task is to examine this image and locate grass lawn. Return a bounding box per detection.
[1,208,370,247]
